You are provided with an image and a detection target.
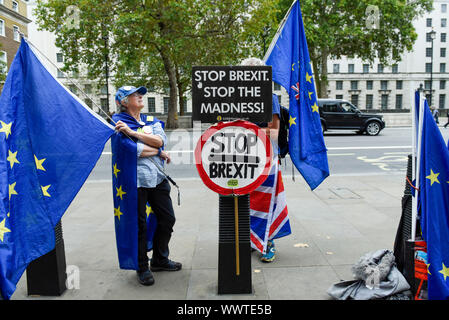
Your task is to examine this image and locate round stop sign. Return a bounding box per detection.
[195,120,273,195]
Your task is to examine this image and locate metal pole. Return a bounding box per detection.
[430,37,434,107]
[234,196,240,276]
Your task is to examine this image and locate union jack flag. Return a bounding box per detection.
[291,82,300,100]
[250,159,291,254]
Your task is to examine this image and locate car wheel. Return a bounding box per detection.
[365,121,381,136]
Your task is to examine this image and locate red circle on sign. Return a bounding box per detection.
[194,120,273,195]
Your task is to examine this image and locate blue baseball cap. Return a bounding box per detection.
[115,86,147,104]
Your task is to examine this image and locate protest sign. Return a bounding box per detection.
[192,66,272,123]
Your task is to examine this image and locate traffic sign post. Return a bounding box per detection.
[195,120,273,294]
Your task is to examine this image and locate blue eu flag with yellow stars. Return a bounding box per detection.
[0,39,114,299]
[111,112,159,270]
[264,0,329,190]
[417,93,449,299]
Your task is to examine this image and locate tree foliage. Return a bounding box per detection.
[34,0,278,128]
[275,0,433,97]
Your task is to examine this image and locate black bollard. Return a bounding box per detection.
[218,194,252,294]
[26,221,67,296]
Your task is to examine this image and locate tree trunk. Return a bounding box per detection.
[160,49,179,129]
[319,50,329,98]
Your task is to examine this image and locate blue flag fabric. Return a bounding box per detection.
[417,93,449,299]
[111,112,160,270]
[0,39,114,299]
[264,0,329,190]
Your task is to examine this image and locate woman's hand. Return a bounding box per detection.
[160,150,171,164]
[115,120,135,137]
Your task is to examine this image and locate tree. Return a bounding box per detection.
[35,0,277,128]
[275,0,433,98]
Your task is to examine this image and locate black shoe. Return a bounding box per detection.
[136,270,155,286]
[150,260,182,272]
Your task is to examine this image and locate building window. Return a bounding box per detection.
[381,94,389,110]
[100,85,108,95]
[148,97,156,113]
[56,53,63,63]
[427,33,433,42]
[273,83,281,91]
[377,64,384,73]
[333,64,340,73]
[100,98,109,113]
[350,81,358,90]
[351,95,359,107]
[336,81,343,90]
[57,70,65,78]
[0,51,6,74]
[381,80,388,90]
[366,80,373,90]
[363,64,369,73]
[392,64,399,74]
[441,48,447,57]
[12,1,18,12]
[442,19,447,28]
[395,94,403,109]
[425,80,431,90]
[426,18,432,27]
[426,63,432,73]
[440,80,446,90]
[336,94,343,100]
[442,33,447,43]
[348,64,354,73]
[396,80,403,90]
[84,84,92,94]
[13,26,20,42]
[0,19,4,37]
[426,47,433,57]
[441,63,446,73]
[443,4,448,13]
[163,97,169,113]
[440,94,446,109]
[366,95,373,110]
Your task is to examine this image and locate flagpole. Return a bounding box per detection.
[411,89,417,241]
[412,91,425,241]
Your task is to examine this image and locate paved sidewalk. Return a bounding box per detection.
[12,172,405,300]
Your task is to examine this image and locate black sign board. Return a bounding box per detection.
[192,66,272,123]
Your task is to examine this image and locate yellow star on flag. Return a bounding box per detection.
[114,206,123,221]
[0,218,11,242]
[291,63,295,71]
[7,150,20,169]
[113,163,120,178]
[41,185,51,197]
[0,121,12,139]
[305,72,313,83]
[439,263,449,281]
[9,182,18,200]
[426,169,440,186]
[116,185,126,200]
[311,102,319,113]
[308,91,313,100]
[146,204,153,218]
[289,116,296,127]
[427,264,432,275]
[34,155,46,171]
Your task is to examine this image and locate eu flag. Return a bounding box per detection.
[0,39,114,299]
[417,94,449,299]
[111,112,160,270]
[264,0,329,190]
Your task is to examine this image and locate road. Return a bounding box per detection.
[87,127,449,182]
